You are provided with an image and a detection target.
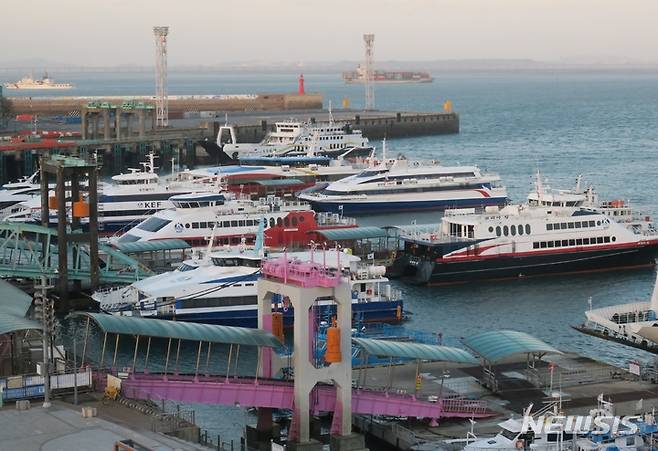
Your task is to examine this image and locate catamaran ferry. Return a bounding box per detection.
[94,245,403,327]
[115,192,356,249]
[389,175,658,285]
[298,156,508,214]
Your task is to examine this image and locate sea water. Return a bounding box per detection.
[52,69,658,441]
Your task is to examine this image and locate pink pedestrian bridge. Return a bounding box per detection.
[117,372,491,421]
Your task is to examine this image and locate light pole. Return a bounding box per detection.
[36,275,54,408]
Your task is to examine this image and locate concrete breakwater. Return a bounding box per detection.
[7,92,324,116]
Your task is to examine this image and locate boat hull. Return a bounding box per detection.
[305,196,508,215]
[147,299,404,328]
[391,244,658,285]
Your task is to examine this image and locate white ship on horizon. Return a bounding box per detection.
[3,73,74,90]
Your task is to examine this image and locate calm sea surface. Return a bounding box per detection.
[50,69,658,441]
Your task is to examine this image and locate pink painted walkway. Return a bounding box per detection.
[119,373,491,420]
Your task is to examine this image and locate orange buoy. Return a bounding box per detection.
[48,196,57,209]
[272,312,284,343]
[324,326,342,363]
[396,305,402,321]
[72,201,90,218]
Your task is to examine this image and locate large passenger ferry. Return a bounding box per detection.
[116,192,356,249]
[4,154,219,234]
[94,245,403,328]
[200,119,372,161]
[298,156,508,214]
[389,176,658,285]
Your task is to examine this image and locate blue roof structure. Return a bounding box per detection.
[462,330,562,363]
[114,239,192,254]
[69,312,281,348]
[352,337,478,365]
[312,226,387,241]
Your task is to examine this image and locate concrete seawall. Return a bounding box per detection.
[210,110,459,143]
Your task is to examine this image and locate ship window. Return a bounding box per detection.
[496,226,501,237]
[238,220,245,227]
[576,238,583,245]
[562,240,569,247]
[575,222,582,228]
[136,217,171,232]
[589,220,595,227]
[612,236,616,242]
[223,221,230,227]
[560,223,567,230]
[597,237,604,243]
[525,224,531,235]
[510,225,516,236]
[277,218,283,226]
[548,241,555,248]
[539,242,546,248]
[192,222,199,229]
[292,216,298,226]
[231,220,238,227]
[284,217,290,227]
[604,236,610,243]
[299,215,305,223]
[488,226,494,233]
[569,239,575,246]
[583,238,590,245]
[568,222,575,229]
[597,221,602,226]
[503,225,509,236]
[533,242,539,249]
[269,218,275,228]
[518,225,524,236]
[547,224,553,231]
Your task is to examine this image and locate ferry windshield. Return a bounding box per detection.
[137,217,171,232]
[177,263,198,272]
[355,169,387,178]
[211,257,260,268]
[500,428,519,441]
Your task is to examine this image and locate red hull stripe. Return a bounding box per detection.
[439,239,658,262]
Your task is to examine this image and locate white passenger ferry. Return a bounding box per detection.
[298,155,508,214]
[95,241,403,328]
[115,192,356,249]
[390,174,658,285]
[3,154,218,234]
[200,119,372,160]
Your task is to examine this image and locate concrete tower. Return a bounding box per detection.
[363,34,375,111]
[153,26,169,128]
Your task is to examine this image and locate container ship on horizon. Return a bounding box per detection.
[342,65,433,84]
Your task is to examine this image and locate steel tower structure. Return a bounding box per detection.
[153,26,169,127]
[363,33,375,110]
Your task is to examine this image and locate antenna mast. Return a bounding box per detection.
[153,26,169,128]
[363,33,375,111]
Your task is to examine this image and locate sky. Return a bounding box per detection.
[1,0,657,66]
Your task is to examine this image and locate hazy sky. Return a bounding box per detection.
[2,0,657,65]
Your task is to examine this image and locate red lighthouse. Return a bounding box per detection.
[298,74,305,95]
